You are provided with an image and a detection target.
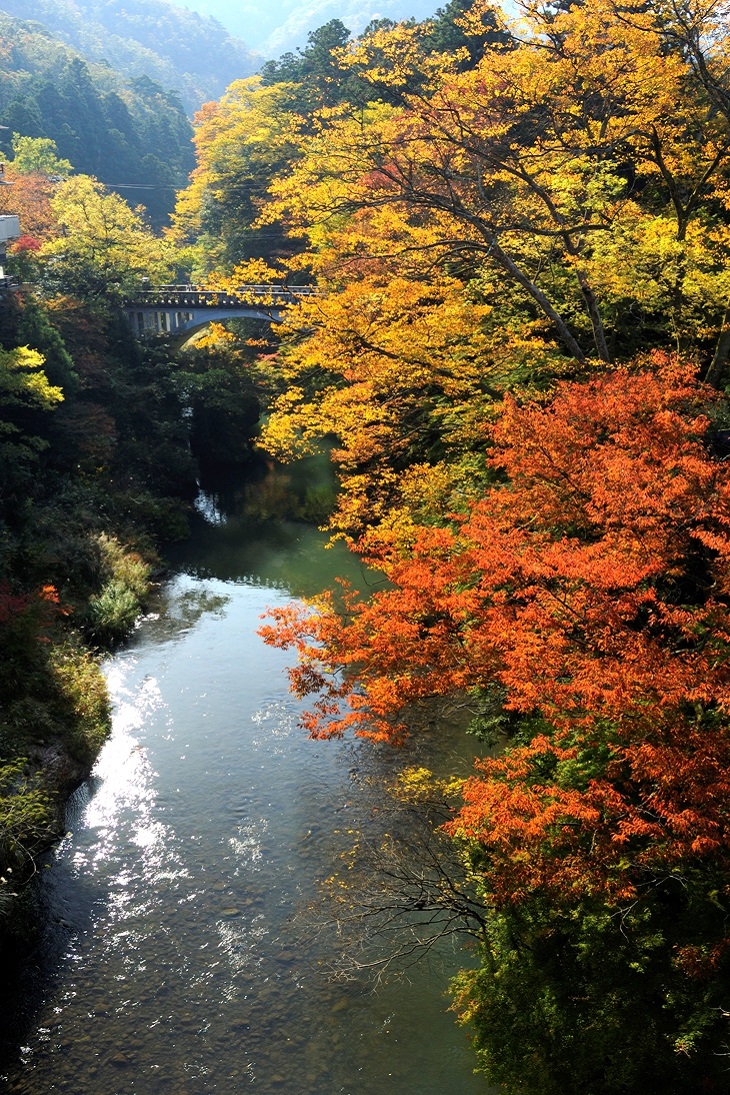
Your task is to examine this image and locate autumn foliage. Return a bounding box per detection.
[153,0,730,1079]
[0,168,59,244]
[265,0,730,374]
[262,356,730,906]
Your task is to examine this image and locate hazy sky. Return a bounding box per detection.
[183,0,441,56]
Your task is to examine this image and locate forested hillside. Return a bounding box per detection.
[0,0,260,114]
[0,13,194,226]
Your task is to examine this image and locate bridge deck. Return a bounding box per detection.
[124,283,319,340]
[126,284,319,309]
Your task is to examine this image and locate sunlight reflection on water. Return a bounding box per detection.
[1,528,496,1095]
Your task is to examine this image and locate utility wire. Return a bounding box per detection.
[106,182,180,189]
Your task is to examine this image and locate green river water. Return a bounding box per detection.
[0,484,495,1095]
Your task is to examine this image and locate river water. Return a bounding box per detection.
[0,490,494,1095]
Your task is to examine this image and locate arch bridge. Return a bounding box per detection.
[124,284,319,343]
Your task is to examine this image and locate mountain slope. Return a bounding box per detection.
[0,0,261,113]
[183,0,442,55]
[0,13,195,225]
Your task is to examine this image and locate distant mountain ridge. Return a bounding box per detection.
[0,11,195,225]
[0,0,262,114]
[189,0,443,56]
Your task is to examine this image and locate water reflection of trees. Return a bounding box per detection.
[284,716,488,985]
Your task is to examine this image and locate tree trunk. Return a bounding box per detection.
[704,311,730,389]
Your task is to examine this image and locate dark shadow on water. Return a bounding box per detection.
[195,447,338,530]
[0,782,111,1078]
[169,457,371,599]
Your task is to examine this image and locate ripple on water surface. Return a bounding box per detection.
[1,542,495,1095]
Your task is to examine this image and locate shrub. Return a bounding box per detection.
[81,533,151,645]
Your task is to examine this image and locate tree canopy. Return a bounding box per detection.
[248,0,730,1087]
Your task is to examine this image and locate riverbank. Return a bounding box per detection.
[0,495,493,1095]
[0,537,159,955]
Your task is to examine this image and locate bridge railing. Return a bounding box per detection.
[127,284,320,308]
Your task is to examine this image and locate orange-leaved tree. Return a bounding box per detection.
[261,355,730,901]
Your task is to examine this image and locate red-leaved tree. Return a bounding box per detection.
[261,354,730,904]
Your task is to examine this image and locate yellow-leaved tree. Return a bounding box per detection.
[247,0,730,547]
[169,77,302,278]
[264,0,730,367]
[41,176,174,298]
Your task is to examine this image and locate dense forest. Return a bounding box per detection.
[0,14,195,226]
[0,0,260,114]
[2,0,730,1091]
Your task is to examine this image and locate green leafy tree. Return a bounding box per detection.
[260,20,358,110]
[11,134,72,178]
[0,343,63,512]
[41,175,174,297]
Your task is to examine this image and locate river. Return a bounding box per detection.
[0,484,494,1095]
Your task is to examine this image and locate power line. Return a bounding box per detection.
[106,182,180,189]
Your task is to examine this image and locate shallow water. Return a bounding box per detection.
[0,503,494,1094]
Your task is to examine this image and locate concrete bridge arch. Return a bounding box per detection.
[124,284,318,347]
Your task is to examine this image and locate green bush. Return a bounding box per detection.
[81,533,151,645]
[0,760,57,875]
[49,640,110,762]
